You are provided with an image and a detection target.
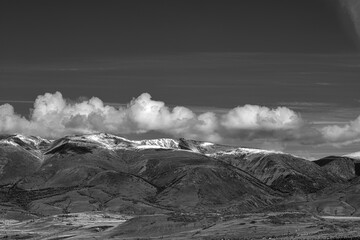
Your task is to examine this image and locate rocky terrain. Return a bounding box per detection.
[1,133,360,239]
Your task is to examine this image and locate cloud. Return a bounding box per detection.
[320,116,360,145]
[0,92,304,142]
[221,105,302,130]
[0,104,31,134]
[217,104,304,141]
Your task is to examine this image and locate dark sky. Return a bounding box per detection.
[0,0,358,107]
[0,0,357,63]
[1,0,360,158]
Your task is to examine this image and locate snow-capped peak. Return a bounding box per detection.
[45,133,180,152]
[82,133,135,149]
[48,133,137,151]
[82,134,180,150]
[0,134,51,148]
[137,138,179,149]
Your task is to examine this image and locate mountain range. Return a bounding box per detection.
[2,133,360,239]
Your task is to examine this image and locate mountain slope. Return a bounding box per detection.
[125,148,284,211]
[314,156,356,181]
[0,135,49,185]
[179,139,341,194]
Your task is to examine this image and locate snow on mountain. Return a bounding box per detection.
[0,133,291,157]
[77,133,136,149]
[137,138,179,149]
[207,147,283,157]
[81,134,180,150]
[0,134,51,149]
[14,134,51,147]
[44,133,180,154]
[0,134,51,161]
[177,138,286,156]
[0,139,19,147]
[45,133,137,153]
[0,133,290,157]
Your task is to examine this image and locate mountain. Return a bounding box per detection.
[343,152,360,176]
[123,148,284,212]
[0,133,287,218]
[314,156,357,181]
[1,133,357,216]
[3,133,360,239]
[0,134,51,185]
[178,138,234,154]
[139,138,179,149]
[179,139,343,194]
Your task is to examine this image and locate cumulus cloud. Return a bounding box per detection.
[0,92,304,142]
[218,104,304,141]
[0,104,31,134]
[320,116,360,145]
[221,104,303,130]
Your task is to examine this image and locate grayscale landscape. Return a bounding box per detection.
[2,0,360,239]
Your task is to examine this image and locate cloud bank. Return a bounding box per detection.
[3,91,360,148]
[0,92,304,142]
[3,91,360,147]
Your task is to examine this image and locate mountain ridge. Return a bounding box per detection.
[0,133,288,216]
[2,133,360,239]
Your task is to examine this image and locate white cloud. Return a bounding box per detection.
[321,116,360,144]
[221,104,303,130]
[0,104,31,134]
[0,92,304,142]
[127,93,196,133]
